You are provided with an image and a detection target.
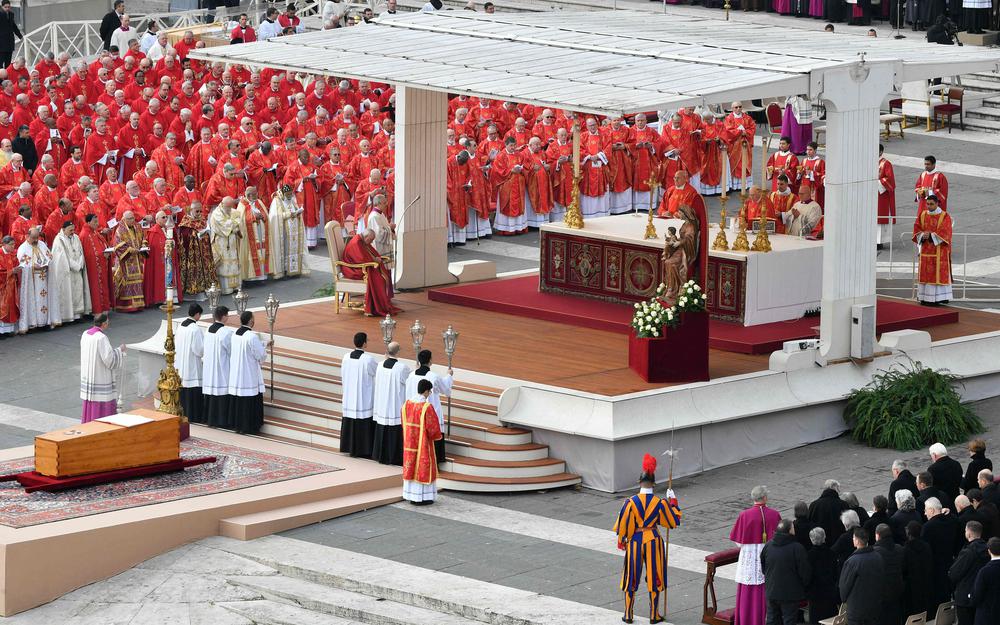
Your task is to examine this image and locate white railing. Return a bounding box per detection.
[878,214,1000,302]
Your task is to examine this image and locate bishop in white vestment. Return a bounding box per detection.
[268,184,308,279]
[405,349,454,463]
[340,331,378,459]
[372,341,411,466]
[16,228,61,333]
[202,306,235,428]
[80,313,124,422]
[51,223,92,323]
[176,303,205,423]
[228,311,268,434]
[209,198,242,295]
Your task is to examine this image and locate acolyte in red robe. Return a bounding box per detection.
[877,157,895,225]
[800,157,826,208]
[143,224,183,307]
[341,234,399,317]
[766,151,799,192]
[915,170,947,214]
[913,209,952,287]
[79,226,113,315]
[767,191,795,234]
[401,400,442,485]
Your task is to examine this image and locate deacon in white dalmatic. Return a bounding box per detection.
[372,341,411,466]
[405,349,453,464]
[175,303,205,424]
[340,331,378,459]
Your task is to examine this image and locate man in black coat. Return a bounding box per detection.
[922,497,963,616]
[809,480,849,546]
[889,460,918,514]
[100,0,126,51]
[916,472,949,520]
[949,521,989,625]
[977,469,999,508]
[874,523,905,625]
[956,495,986,544]
[761,519,812,625]
[863,495,891,542]
[929,443,963,511]
[793,501,816,552]
[0,0,22,68]
[903,521,934,622]
[971,537,1000,625]
[838,528,884,625]
[968,489,999,540]
[11,124,36,173]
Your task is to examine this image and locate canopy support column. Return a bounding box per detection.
[394,85,452,290]
[818,62,894,363]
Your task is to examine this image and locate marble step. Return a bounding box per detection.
[442,454,566,479]
[437,471,581,492]
[207,535,624,625]
[228,575,473,625]
[218,599,357,625]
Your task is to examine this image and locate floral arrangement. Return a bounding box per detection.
[630,280,706,338]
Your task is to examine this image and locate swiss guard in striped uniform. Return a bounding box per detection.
[613,453,682,624]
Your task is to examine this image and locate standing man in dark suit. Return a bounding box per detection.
[873,524,905,625]
[838,528,884,625]
[889,459,918,514]
[970,537,1000,625]
[0,0,22,67]
[100,0,126,51]
[949,521,989,625]
[922,497,963,616]
[929,442,964,512]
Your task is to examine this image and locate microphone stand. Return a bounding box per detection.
[894,0,906,38]
[391,195,422,289]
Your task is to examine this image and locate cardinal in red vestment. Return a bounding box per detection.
[491,139,527,234]
[721,104,756,191]
[143,211,183,307]
[341,230,400,317]
[446,152,472,232]
[79,216,113,315]
[282,150,321,240]
[629,114,660,198]
[0,237,19,332]
[658,171,704,218]
[83,119,117,184]
[248,143,281,206]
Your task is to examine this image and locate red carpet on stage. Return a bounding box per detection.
[428,276,960,355]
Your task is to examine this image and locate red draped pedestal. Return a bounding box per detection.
[628,313,709,383]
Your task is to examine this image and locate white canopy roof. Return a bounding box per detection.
[190,10,1000,116]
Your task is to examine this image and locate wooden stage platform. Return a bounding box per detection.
[269,291,1000,396]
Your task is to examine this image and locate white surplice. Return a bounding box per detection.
[175,317,205,388]
[202,322,234,396]
[16,240,60,332]
[228,326,267,396]
[341,350,378,419]
[51,232,91,322]
[405,367,453,428]
[79,327,123,403]
[373,358,411,426]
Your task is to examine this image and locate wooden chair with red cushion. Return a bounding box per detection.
[933,88,964,133]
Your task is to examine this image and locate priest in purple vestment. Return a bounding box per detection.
[729,485,782,625]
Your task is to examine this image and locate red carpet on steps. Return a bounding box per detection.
[427,275,959,355]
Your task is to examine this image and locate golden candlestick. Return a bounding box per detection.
[712,193,730,250]
[643,170,660,240]
[731,193,751,252]
[563,123,585,230]
[156,238,184,418]
[751,202,772,252]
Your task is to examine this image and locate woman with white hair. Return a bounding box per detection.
[831,509,860,573]
[806,527,838,623]
[889,489,922,544]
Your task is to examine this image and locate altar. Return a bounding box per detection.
[539,215,823,327]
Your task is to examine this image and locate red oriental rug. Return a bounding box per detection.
[428,275,959,355]
[0,438,338,528]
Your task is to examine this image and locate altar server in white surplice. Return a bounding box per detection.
[50,222,91,322]
[340,331,378,459]
[202,305,234,429]
[372,341,411,466]
[227,311,268,435]
[175,303,205,424]
[405,349,453,463]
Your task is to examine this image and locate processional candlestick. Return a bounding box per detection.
[264,294,280,400]
[379,315,397,353]
[731,194,751,252]
[643,169,660,240]
[442,325,459,437]
[410,319,426,355]
[206,282,221,311]
[156,222,184,420]
[563,123,585,230]
[234,287,251,314]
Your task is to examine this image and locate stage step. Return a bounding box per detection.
[264,348,581,494]
[219,487,401,541]
[218,599,356,625]
[438,471,582,493]
[227,575,473,625]
[444,453,566,479]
